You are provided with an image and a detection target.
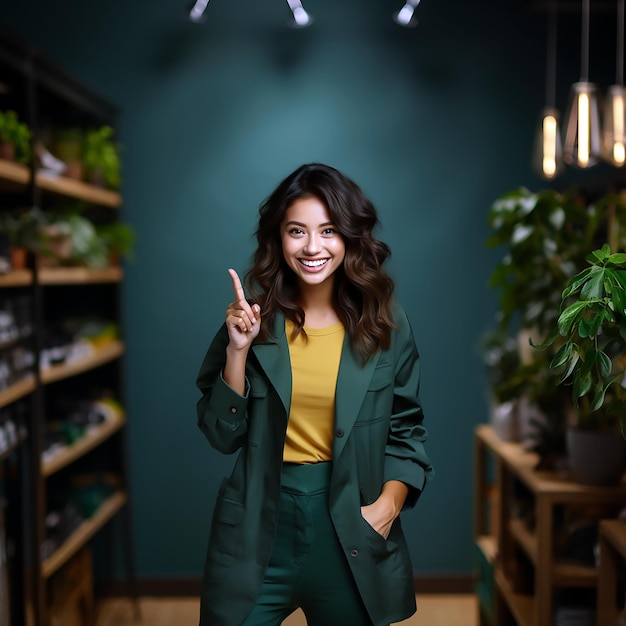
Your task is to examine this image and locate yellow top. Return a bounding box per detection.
[283,319,345,464]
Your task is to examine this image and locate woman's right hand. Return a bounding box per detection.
[225,268,261,352]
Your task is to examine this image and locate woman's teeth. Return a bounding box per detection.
[300,259,328,267]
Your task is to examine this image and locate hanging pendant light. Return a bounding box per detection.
[532,0,563,180]
[602,0,626,167]
[563,0,601,168]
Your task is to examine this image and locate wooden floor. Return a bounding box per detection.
[94,595,478,626]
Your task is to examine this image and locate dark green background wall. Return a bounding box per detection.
[0,0,612,582]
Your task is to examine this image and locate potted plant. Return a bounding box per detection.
[37,212,108,268]
[82,126,121,189]
[96,221,135,265]
[53,127,85,180]
[536,244,626,485]
[0,207,45,269]
[485,186,600,465]
[0,110,31,163]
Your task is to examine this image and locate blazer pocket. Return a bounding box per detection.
[214,479,243,525]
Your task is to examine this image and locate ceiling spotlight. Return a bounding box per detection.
[286,0,313,28]
[394,0,421,27]
[188,0,210,23]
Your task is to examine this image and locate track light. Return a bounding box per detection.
[286,0,313,28]
[394,0,421,27]
[188,0,210,23]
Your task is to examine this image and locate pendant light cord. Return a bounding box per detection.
[580,0,590,81]
[546,0,557,108]
[618,0,624,86]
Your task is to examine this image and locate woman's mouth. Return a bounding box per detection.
[299,258,329,271]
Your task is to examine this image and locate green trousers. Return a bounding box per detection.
[241,462,374,626]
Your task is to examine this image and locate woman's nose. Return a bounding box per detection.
[303,234,322,254]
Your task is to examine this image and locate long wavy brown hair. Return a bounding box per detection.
[245,163,396,363]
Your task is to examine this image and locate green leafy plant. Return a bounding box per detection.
[53,127,85,178]
[96,221,135,262]
[0,207,46,248]
[83,126,121,189]
[37,212,108,268]
[487,187,600,335]
[0,110,32,163]
[484,187,626,463]
[536,244,626,434]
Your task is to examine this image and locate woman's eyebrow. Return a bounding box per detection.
[284,220,335,228]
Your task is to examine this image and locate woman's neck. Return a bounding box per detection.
[298,281,340,329]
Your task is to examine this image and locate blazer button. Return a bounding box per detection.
[336,428,344,438]
[350,549,359,557]
[229,406,237,414]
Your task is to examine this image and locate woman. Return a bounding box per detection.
[196,163,433,626]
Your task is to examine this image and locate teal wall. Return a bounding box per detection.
[0,0,588,580]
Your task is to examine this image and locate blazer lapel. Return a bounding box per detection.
[333,336,380,459]
[251,313,292,416]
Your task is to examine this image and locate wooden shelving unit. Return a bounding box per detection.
[41,491,128,579]
[0,34,137,626]
[474,424,626,626]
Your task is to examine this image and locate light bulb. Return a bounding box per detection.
[602,85,626,167]
[532,107,563,180]
[563,82,601,168]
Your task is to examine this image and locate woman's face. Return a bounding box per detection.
[280,196,346,290]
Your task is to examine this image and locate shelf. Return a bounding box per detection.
[0,158,29,188]
[508,518,597,586]
[41,490,127,578]
[38,266,123,285]
[0,374,36,409]
[0,159,121,208]
[0,270,33,287]
[36,170,122,208]
[509,519,537,565]
[41,340,124,385]
[42,414,126,477]
[475,424,626,498]
[494,565,534,626]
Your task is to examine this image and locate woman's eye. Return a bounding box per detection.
[289,228,304,235]
[322,228,336,235]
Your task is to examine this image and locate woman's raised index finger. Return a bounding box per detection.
[228,268,246,302]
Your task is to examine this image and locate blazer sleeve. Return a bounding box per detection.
[384,307,434,509]
[196,324,250,454]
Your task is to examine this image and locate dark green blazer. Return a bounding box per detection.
[196,306,433,626]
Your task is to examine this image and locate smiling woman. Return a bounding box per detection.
[195,163,433,626]
[280,196,346,318]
